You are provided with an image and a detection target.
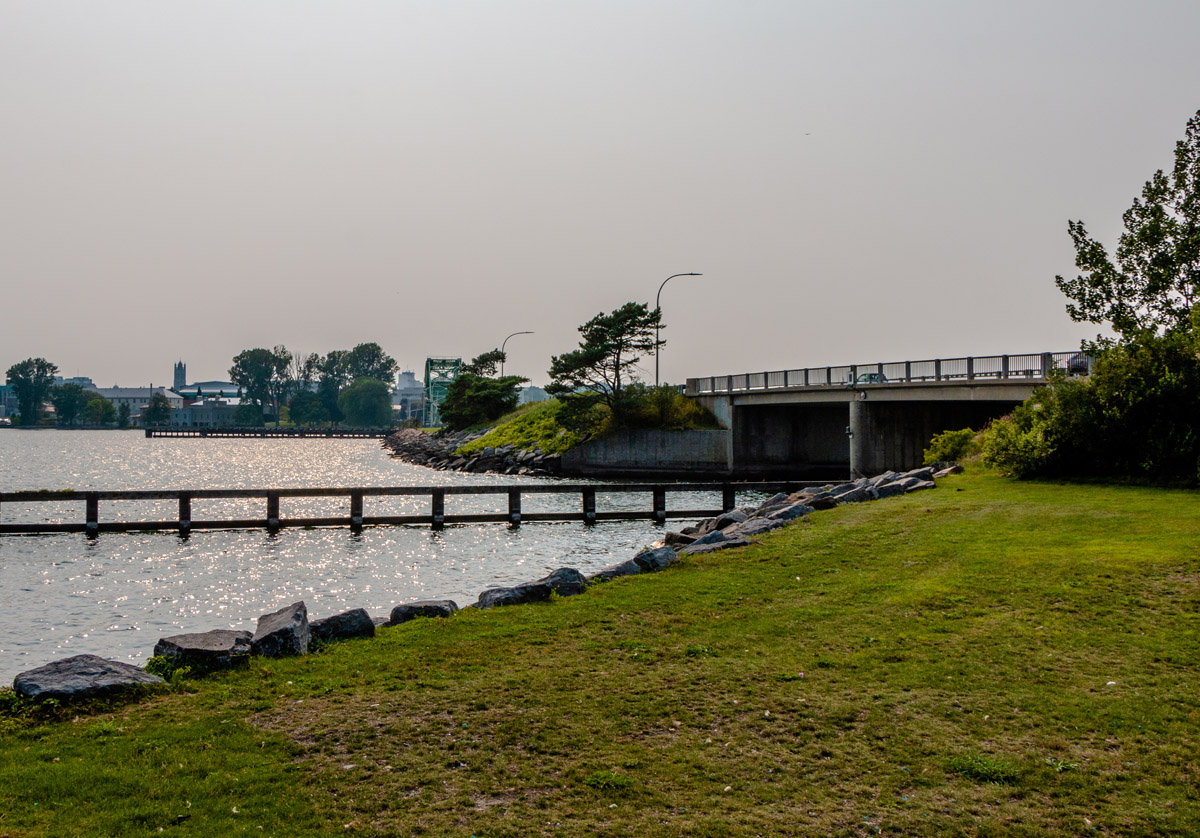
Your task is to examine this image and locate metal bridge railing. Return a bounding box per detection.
[686,351,1091,395]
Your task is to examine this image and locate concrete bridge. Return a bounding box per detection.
[684,351,1085,478]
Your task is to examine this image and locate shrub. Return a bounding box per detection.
[923,428,978,465]
[948,752,1021,784]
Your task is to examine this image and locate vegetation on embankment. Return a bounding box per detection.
[2,469,1198,836]
[455,399,582,456]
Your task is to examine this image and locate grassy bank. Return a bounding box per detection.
[1,470,1198,836]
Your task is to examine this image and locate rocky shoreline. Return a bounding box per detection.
[9,464,959,702]
[383,427,563,476]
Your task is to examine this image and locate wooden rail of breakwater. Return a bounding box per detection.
[0,482,803,537]
[144,427,392,438]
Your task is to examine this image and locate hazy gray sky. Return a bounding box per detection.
[2,1,1198,388]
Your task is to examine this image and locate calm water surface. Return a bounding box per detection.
[0,431,748,682]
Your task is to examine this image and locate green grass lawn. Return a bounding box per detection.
[2,470,1198,836]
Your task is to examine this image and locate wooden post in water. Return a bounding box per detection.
[652,488,666,525]
[350,491,363,534]
[85,493,99,538]
[508,491,521,527]
[722,485,736,513]
[582,488,596,526]
[178,493,192,538]
[431,490,445,531]
[267,493,280,534]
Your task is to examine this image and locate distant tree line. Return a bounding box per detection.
[228,342,398,428]
[3,358,132,427]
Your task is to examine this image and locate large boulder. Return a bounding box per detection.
[154,629,253,671]
[252,601,310,658]
[387,600,459,626]
[733,516,788,537]
[310,608,375,646]
[13,654,163,700]
[874,482,908,499]
[768,503,814,522]
[934,464,964,478]
[588,558,643,582]
[833,487,870,504]
[537,568,590,597]
[689,529,730,548]
[899,466,935,482]
[663,530,697,547]
[476,582,553,609]
[680,536,752,555]
[712,510,748,530]
[808,496,839,510]
[633,546,679,573]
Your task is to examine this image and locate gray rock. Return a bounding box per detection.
[934,464,964,478]
[826,483,858,496]
[588,558,643,582]
[689,529,730,547]
[536,567,589,597]
[712,510,748,530]
[154,629,253,671]
[768,502,814,521]
[13,654,164,700]
[387,600,459,625]
[799,485,831,494]
[633,546,678,572]
[733,517,788,537]
[899,466,935,482]
[868,471,899,488]
[874,482,907,499]
[833,487,869,503]
[680,537,752,555]
[808,496,838,510]
[476,582,553,609]
[372,616,390,628]
[906,479,936,492]
[663,530,697,547]
[252,601,310,658]
[753,493,791,516]
[310,608,375,646]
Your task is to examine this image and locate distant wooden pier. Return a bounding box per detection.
[0,482,800,537]
[145,427,391,439]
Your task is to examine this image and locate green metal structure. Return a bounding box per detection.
[423,357,462,427]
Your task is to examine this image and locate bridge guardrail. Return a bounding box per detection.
[687,351,1091,395]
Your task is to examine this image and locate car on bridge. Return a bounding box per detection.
[846,371,888,385]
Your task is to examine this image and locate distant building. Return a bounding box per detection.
[0,384,15,418]
[52,376,98,390]
[173,361,187,393]
[94,387,185,423]
[392,370,425,422]
[181,380,240,399]
[170,398,237,428]
[519,386,549,405]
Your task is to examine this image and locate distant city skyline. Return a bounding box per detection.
[3,2,1199,388]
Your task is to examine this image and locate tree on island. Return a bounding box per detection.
[84,396,117,426]
[143,393,172,427]
[547,302,662,426]
[288,389,329,426]
[49,384,96,427]
[344,342,399,385]
[5,358,58,425]
[229,346,291,426]
[338,378,393,427]
[1056,107,1200,339]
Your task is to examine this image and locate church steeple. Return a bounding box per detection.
[173,361,186,392]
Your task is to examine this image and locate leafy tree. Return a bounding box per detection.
[234,403,264,427]
[1056,108,1200,338]
[49,384,94,427]
[345,342,398,385]
[439,374,527,431]
[143,393,172,426]
[117,401,131,428]
[547,302,662,423]
[229,346,291,425]
[288,390,329,426]
[84,397,117,426]
[5,357,58,424]
[316,350,350,424]
[461,349,506,377]
[338,378,393,427]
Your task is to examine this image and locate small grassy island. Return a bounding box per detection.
[2,467,1197,836]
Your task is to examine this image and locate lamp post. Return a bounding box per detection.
[500,331,533,377]
[654,273,701,387]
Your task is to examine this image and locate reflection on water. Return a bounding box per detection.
[0,431,758,681]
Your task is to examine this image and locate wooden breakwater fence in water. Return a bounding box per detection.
[0,482,805,537]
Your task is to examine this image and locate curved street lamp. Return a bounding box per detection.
[500,331,534,376]
[655,273,702,387]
